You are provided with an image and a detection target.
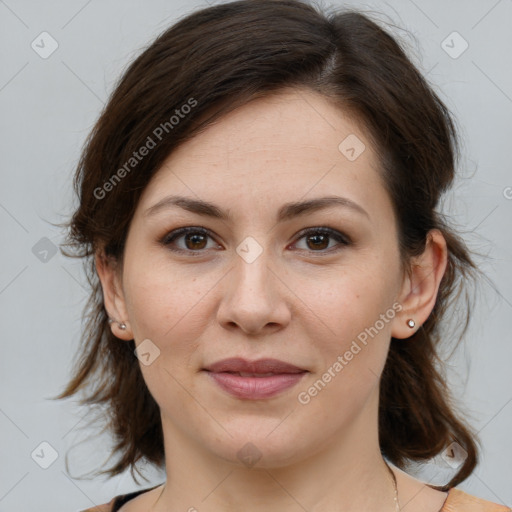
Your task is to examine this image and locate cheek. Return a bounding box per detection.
[122,256,221,370]
[302,264,399,411]
[297,283,395,431]
[122,267,207,404]
[313,260,398,347]
[123,258,185,333]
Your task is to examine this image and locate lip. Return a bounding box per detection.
[202,358,308,400]
[203,357,306,374]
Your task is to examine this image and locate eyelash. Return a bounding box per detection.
[159,226,351,256]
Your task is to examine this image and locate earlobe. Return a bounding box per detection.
[95,250,133,341]
[391,230,448,340]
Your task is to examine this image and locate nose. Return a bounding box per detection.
[216,247,291,336]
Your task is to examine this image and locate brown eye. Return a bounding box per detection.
[161,226,351,256]
[305,233,329,250]
[161,227,218,254]
[183,232,208,250]
[293,227,351,253]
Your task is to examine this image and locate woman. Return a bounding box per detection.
[56,0,510,511]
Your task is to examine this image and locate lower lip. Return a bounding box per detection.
[204,371,307,399]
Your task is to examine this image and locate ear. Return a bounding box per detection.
[95,250,134,341]
[391,229,448,340]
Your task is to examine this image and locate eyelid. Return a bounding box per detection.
[159,225,352,255]
[293,226,352,248]
[159,226,216,253]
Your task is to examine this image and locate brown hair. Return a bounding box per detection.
[55,0,482,490]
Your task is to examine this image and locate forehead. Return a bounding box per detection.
[169,88,373,166]
[136,88,391,225]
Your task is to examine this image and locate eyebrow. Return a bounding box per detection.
[144,194,370,222]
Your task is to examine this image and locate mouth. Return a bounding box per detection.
[202,358,308,399]
[202,357,307,374]
[217,371,289,377]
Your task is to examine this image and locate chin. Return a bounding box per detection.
[202,421,314,469]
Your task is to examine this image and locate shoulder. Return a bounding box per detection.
[442,488,511,512]
[78,485,162,512]
[79,497,116,512]
[391,465,509,512]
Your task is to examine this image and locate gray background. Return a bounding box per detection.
[1,0,511,510]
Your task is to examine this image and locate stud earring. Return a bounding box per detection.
[108,318,127,330]
[406,319,415,328]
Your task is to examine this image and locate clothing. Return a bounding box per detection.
[80,486,511,512]
[441,489,511,512]
[79,485,160,512]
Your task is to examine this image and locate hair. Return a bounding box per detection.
[55,0,483,491]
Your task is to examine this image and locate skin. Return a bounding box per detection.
[96,87,449,512]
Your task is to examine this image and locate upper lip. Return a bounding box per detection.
[203,358,306,374]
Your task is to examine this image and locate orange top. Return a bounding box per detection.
[80,486,511,512]
[441,489,511,512]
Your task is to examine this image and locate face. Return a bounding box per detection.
[106,88,411,467]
